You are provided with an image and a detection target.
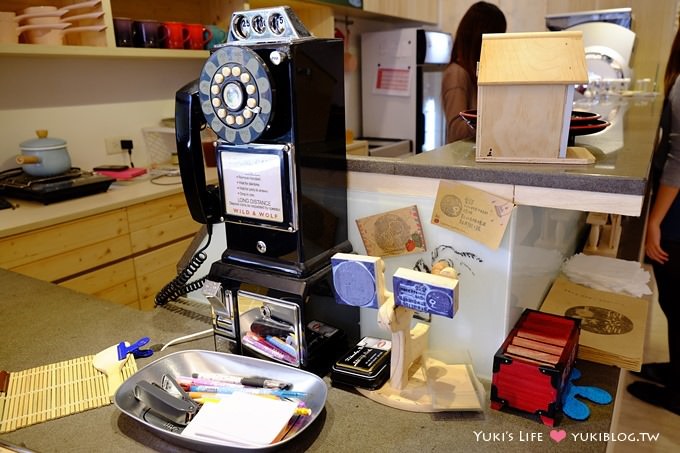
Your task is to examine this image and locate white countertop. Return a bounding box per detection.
[0,169,217,239]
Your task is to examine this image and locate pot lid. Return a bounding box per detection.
[20,130,67,151]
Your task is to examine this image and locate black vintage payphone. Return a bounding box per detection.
[173,7,358,373]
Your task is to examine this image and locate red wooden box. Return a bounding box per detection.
[490,309,580,426]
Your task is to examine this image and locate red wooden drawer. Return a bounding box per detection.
[490,309,580,426]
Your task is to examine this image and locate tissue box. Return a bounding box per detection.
[490,309,580,426]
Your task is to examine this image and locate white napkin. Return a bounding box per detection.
[562,253,652,298]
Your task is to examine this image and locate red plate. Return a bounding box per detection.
[569,119,610,136]
[571,111,601,123]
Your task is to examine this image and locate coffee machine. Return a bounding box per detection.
[175,7,358,373]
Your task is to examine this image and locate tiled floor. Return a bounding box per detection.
[608,283,680,452]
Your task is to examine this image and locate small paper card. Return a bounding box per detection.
[392,267,459,318]
[356,205,426,257]
[331,253,385,309]
[181,392,298,446]
[431,181,514,250]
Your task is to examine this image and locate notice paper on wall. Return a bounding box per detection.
[431,181,515,250]
[372,66,412,96]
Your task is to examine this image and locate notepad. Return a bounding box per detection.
[96,167,147,180]
[180,392,299,446]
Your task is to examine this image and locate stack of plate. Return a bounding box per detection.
[459,109,610,144]
[18,0,106,46]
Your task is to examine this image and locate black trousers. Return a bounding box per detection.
[652,239,680,391]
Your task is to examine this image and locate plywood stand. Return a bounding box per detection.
[357,278,482,412]
[583,212,622,257]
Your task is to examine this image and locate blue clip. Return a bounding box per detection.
[118,337,153,360]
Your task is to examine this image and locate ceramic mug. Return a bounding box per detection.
[159,21,189,49]
[132,19,160,48]
[185,23,212,50]
[206,24,227,49]
[113,17,133,47]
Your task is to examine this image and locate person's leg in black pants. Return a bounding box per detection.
[628,240,680,415]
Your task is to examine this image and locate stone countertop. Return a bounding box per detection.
[0,269,621,453]
[348,97,662,197]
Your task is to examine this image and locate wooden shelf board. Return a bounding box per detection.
[0,43,209,59]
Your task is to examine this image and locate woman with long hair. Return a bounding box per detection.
[441,1,506,144]
[627,24,680,416]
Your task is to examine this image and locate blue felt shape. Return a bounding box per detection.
[562,368,613,421]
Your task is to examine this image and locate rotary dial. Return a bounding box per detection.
[199,46,273,144]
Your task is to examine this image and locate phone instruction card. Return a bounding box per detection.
[431,181,515,250]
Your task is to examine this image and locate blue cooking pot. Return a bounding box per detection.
[16,130,72,177]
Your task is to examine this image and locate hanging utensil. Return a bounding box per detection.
[334,24,357,73]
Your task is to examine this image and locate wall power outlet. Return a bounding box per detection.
[105,137,131,155]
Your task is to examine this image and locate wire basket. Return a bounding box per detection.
[142,127,176,168]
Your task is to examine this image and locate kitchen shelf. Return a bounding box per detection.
[0,42,209,59]
[1,0,437,61]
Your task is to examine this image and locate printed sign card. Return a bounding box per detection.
[431,181,514,250]
[356,205,426,257]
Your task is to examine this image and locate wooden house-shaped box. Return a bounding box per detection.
[476,31,589,163]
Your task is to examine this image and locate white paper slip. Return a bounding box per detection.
[181,392,299,446]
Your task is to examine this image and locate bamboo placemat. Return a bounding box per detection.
[0,354,137,433]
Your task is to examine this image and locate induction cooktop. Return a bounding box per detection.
[0,168,115,204]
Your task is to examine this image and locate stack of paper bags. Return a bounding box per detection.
[539,276,649,371]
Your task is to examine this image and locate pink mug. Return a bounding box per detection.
[185,23,212,50]
[159,21,189,49]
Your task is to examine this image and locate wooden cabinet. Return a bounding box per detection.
[133,237,194,309]
[0,209,130,281]
[0,193,200,310]
[127,193,199,309]
[362,0,438,24]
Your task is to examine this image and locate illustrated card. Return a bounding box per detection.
[356,205,426,257]
[431,181,514,250]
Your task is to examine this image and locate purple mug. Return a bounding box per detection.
[113,17,133,47]
[132,20,160,48]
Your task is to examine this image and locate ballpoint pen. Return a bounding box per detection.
[191,372,293,390]
[189,385,307,398]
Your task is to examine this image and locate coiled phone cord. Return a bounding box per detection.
[154,224,213,307]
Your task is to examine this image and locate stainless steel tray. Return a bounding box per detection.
[113,350,327,451]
